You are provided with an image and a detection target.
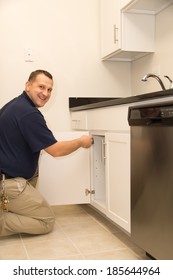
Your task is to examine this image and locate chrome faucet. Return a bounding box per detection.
[164,75,173,89]
[141,74,166,90]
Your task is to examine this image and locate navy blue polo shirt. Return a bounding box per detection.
[0,91,57,179]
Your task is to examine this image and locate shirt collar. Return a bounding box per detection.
[22,91,36,107]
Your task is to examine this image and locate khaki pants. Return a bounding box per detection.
[0,175,55,236]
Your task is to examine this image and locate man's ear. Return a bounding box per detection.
[25,81,30,91]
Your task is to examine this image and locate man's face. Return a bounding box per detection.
[25,74,53,107]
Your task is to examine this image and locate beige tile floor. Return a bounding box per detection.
[0,204,150,260]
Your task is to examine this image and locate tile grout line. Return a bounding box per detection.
[80,208,148,259]
[80,206,141,253]
[55,210,127,259]
[55,221,86,259]
[19,234,30,260]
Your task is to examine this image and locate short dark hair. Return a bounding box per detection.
[28,70,53,82]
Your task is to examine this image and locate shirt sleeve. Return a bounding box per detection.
[19,111,57,153]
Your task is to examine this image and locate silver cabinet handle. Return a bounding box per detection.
[101,140,106,161]
[114,24,118,44]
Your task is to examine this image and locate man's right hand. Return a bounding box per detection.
[79,135,94,149]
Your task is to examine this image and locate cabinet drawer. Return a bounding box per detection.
[87,105,130,132]
[71,111,87,130]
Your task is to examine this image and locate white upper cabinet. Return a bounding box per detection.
[123,0,173,14]
[100,0,155,61]
[100,0,173,61]
[100,0,121,58]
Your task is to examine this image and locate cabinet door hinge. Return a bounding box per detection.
[85,189,95,196]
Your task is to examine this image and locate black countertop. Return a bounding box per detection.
[69,89,173,111]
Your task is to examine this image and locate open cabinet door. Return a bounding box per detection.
[38,131,90,205]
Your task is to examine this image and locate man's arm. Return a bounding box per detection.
[44,135,93,157]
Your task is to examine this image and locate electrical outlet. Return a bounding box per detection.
[24,48,34,62]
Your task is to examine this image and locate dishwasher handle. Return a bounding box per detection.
[146,119,163,125]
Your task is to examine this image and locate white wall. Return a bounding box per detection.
[131,4,173,95]
[0,0,131,131]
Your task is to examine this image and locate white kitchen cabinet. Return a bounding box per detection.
[70,104,131,233]
[123,0,173,14]
[89,131,131,233]
[105,132,130,233]
[38,131,90,205]
[39,105,131,233]
[100,0,120,58]
[100,0,155,61]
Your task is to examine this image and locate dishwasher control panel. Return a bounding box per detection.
[161,107,173,118]
[128,102,173,125]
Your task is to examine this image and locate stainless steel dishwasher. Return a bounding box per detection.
[128,102,173,260]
